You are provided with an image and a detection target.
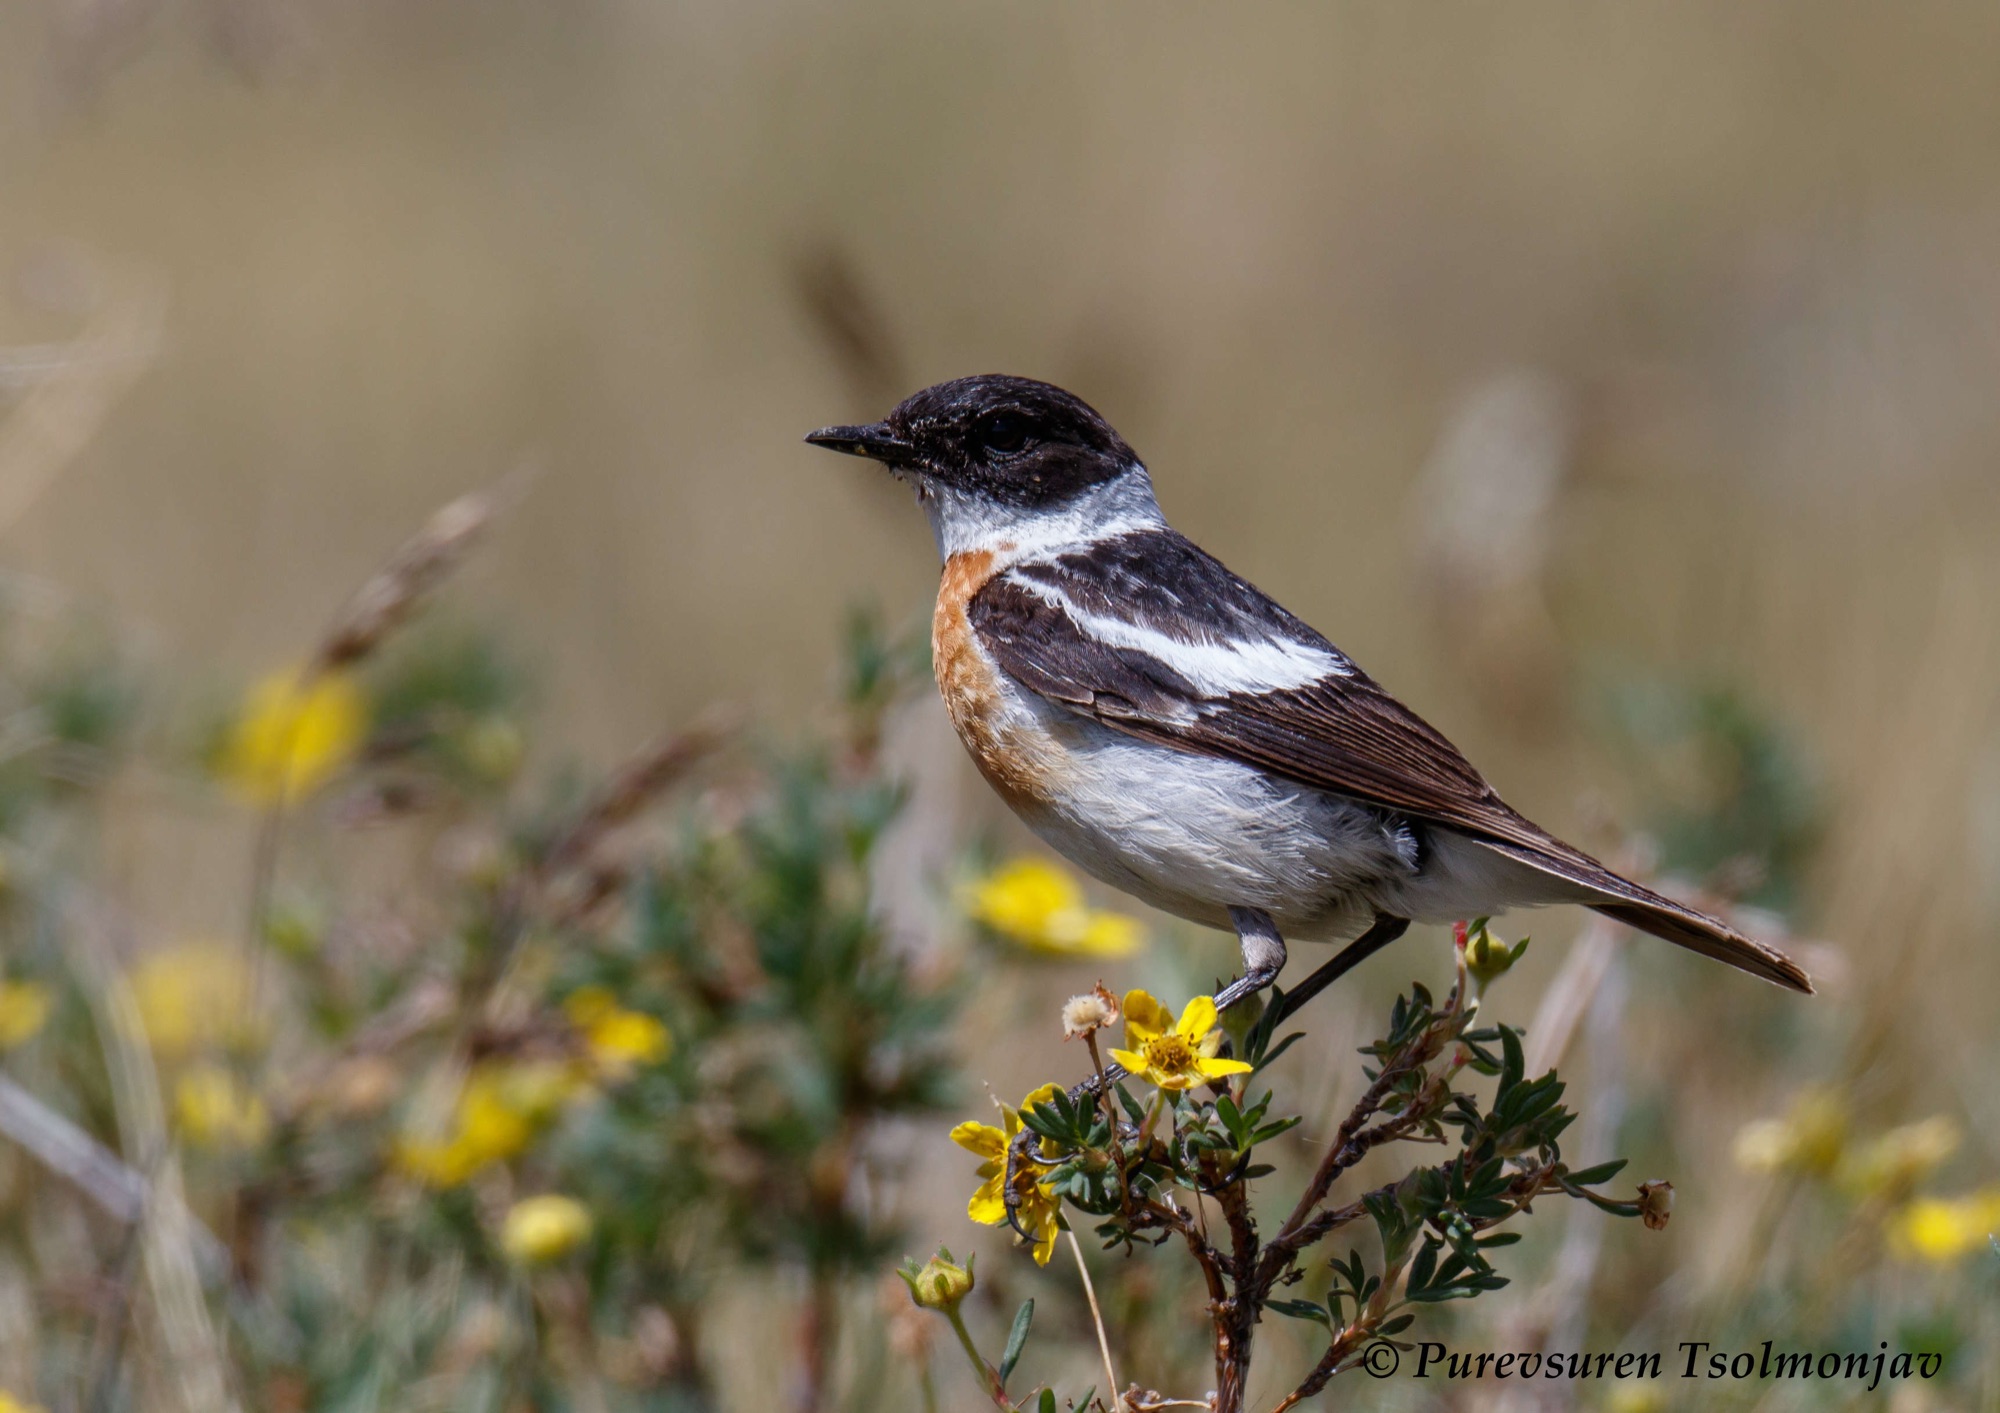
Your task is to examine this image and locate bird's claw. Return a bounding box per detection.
[1002,1062,1127,1239]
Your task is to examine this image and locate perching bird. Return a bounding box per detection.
[806,375,1811,1011]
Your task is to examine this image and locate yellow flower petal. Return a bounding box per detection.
[966,859,1079,934]
[566,990,672,1078]
[0,981,52,1049]
[952,1121,1006,1160]
[392,1061,573,1188]
[501,1194,593,1264]
[963,858,1145,956]
[129,943,263,1060]
[1122,989,1172,1042]
[1195,1057,1254,1080]
[1889,1187,2000,1264]
[220,669,369,805]
[174,1064,270,1149]
[1018,1082,1063,1115]
[1175,996,1219,1042]
[968,1179,1009,1226]
[1108,1048,1149,1075]
[1073,911,1144,957]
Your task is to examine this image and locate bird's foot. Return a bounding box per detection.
[1003,1060,1128,1238]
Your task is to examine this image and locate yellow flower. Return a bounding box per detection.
[500,1194,593,1264]
[1888,1188,2000,1264]
[394,1062,582,1188]
[0,1389,48,1413]
[0,981,52,1049]
[1110,990,1253,1092]
[220,668,368,804]
[130,943,263,1059]
[565,987,672,1078]
[1837,1116,1960,1201]
[1730,1089,1847,1177]
[964,858,1144,958]
[174,1064,270,1149]
[951,1083,1065,1265]
[1605,1384,1667,1413]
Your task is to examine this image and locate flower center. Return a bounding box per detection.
[1143,1033,1194,1072]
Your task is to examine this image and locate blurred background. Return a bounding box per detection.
[3,3,1998,1410]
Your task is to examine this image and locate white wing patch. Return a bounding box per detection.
[1006,574,1351,697]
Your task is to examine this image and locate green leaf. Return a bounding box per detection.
[1565,1159,1628,1187]
[1407,1239,1439,1294]
[1215,1093,1244,1137]
[999,1300,1034,1385]
[1017,1106,1066,1141]
[1255,1031,1307,1071]
[1037,1390,1057,1413]
[1250,1116,1303,1144]
[1267,1298,1332,1326]
[1498,1026,1524,1098]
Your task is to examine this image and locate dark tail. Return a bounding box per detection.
[1483,836,1814,994]
[1588,895,1812,993]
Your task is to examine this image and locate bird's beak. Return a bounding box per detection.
[803,421,916,463]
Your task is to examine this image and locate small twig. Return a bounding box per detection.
[1068,1230,1124,1412]
[940,1304,1013,1411]
[539,711,736,883]
[1263,1057,1430,1270]
[70,909,243,1413]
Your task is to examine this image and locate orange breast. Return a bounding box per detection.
[933,550,1053,811]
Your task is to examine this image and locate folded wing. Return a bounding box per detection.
[972,530,1811,993]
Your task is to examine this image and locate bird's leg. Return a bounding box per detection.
[1260,913,1410,1033]
[1211,906,1288,1014]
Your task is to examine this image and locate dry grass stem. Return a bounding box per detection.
[310,466,536,675]
[1067,1229,1124,1413]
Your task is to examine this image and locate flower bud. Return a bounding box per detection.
[1462,918,1529,989]
[898,1247,975,1313]
[501,1194,593,1264]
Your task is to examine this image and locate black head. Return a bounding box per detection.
[805,374,1138,508]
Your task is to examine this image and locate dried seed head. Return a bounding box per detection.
[1062,983,1121,1039]
[1637,1179,1674,1231]
[313,469,534,673]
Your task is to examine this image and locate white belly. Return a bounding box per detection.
[976,673,1418,941]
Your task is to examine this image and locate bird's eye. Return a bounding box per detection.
[978,412,1030,454]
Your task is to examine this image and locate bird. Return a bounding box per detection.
[806,374,1812,1017]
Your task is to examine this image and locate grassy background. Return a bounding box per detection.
[4,4,1999,1409]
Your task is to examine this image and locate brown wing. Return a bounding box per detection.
[966,564,1554,853]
